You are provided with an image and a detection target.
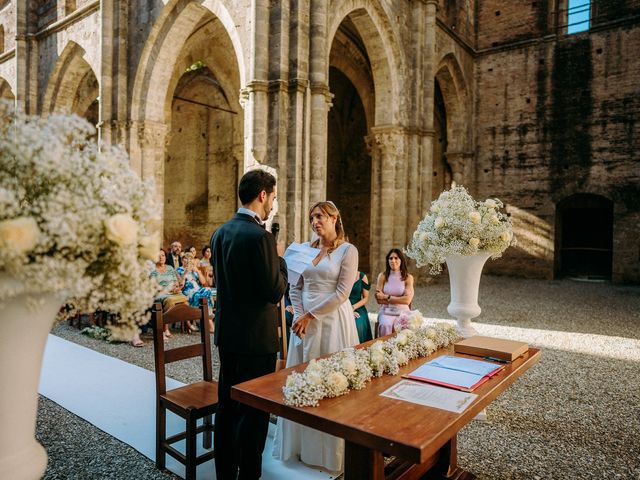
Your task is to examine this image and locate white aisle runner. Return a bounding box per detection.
[38,335,336,480]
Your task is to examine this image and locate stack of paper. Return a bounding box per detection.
[403,355,504,392]
[283,242,321,285]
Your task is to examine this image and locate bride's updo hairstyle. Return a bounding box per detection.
[309,201,346,254]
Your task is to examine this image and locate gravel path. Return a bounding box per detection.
[38,276,640,479]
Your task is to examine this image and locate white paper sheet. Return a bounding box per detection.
[380,379,477,413]
[283,242,321,285]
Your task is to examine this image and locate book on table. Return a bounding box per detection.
[403,355,505,392]
[453,336,529,362]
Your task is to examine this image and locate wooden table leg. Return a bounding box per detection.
[344,440,385,480]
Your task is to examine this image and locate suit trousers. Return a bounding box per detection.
[215,349,277,480]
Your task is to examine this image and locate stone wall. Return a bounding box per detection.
[474,2,640,282]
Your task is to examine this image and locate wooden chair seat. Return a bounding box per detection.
[152,299,218,480]
[162,380,219,413]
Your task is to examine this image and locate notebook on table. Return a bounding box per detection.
[403,355,505,392]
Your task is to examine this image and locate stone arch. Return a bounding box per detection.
[327,1,404,126]
[435,53,469,154]
[130,0,245,125]
[0,77,14,101]
[130,1,244,248]
[41,41,99,124]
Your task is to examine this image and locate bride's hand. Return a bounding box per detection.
[292,312,313,339]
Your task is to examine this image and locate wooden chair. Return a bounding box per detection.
[152,299,218,480]
[275,299,288,371]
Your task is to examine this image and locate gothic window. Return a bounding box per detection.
[566,0,590,33]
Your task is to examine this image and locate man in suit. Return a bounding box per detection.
[166,241,182,269]
[211,169,288,480]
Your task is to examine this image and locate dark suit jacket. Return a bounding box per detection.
[211,213,288,354]
[166,252,182,269]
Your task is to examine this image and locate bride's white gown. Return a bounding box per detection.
[273,242,360,472]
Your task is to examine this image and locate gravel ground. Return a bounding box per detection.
[38,276,640,479]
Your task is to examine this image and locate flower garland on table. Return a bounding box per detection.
[282,313,459,407]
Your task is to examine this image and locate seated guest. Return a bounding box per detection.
[349,270,372,343]
[177,252,216,333]
[166,241,183,269]
[186,245,197,259]
[151,248,188,339]
[199,245,214,287]
[375,249,414,337]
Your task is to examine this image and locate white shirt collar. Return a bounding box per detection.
[237,207,264,225]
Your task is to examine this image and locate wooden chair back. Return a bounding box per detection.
[152,300,213,396]
[276,300,288,371]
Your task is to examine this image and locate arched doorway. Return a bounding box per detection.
[433,80,452,197]
[556,193,613,279]
[135,6,244,249]
[0,78,15,114]
[327,66,372,273]
[42,42,99,129]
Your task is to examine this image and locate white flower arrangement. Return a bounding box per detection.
[405,185,516,275]
[282,315,459,407]
[0,102,161,339]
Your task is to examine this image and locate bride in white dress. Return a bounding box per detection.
[273,201,360,473]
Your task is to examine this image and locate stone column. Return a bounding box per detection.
[130,120,169,210]
[279,0,310,243]
[308,0,331,205]
[99,0,128,147]
[14,0,34,113]
[445,151,474,185]
[243,0,270,169]
[367,126,407,276]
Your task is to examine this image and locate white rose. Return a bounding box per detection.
[396,350,408,365]
[307,359,323,374]
[138,232,161,261]
[469,237,480,249]
[485,199,497,209]
[434,217,445,229]
[395,332,408,346]
[0,217,40,254]
[105,213,138,246]
[500,231,512,242]
[490,214,500,225]
[326,371,349,392]
[468,211,481,224]
[370,351,384,365]
[307,371,323,386]
[341,357,357,376]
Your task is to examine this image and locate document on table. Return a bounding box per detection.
[381,379,477,413]
[283,242,321,285]
[404,355,504,391]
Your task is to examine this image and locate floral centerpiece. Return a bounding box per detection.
[405,185,515,275]
[0,102,161,338]
[283,313,458,407]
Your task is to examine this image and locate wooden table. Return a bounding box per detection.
[232,343,540,480]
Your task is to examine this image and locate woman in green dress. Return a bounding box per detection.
[349,271,372,343]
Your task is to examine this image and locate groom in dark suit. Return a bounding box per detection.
[211,169,288,480]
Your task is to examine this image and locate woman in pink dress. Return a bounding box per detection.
[375,248,414,336]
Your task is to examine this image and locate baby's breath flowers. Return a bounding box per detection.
[406,185,515,274]
[0,102,161,339]
[282,314,459,407]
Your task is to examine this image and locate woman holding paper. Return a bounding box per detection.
[274,200,359,473]
[375,248,414,336]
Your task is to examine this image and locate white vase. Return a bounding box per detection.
[0,274,63,480]
[445,252,492,338]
